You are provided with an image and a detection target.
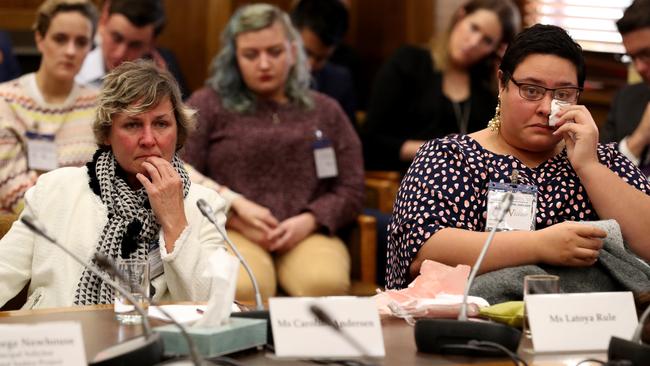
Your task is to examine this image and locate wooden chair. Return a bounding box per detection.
[0,212,29,311]
[0,212,17,238]
[364,171,401,214]
[355,110,401,214]
[348,214,378,296]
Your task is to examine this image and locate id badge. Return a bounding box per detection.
[486,181,537,231]
[313,130,338,179]
[149,241,164,280]
[26,131,58,171]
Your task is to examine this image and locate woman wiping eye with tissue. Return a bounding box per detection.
[386,24,650,304]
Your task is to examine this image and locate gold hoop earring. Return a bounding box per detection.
[487,97,501,132]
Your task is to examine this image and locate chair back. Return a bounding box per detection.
[0,212,28,311]
[0,212,18,239]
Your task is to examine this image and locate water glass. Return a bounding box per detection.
[523,274,559,337]
[114,258,150,324]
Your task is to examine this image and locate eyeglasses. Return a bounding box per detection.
[507,74,582,103]
[620,48,650,64]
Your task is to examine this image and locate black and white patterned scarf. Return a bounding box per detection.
[74,149,190,305]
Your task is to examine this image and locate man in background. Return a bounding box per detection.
[76,0,188,96]
[291,0,357,124]
[601,0,650,177]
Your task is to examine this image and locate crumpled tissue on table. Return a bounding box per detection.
[374,260,490,323]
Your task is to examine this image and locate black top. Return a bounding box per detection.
[311,62,357,125]
[600,83,650,144]
[361,46,497,171]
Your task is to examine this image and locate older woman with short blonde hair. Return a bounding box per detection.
[0,60,227,309]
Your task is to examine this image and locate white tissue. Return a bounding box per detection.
[549,99,570,127]
[193,247,239,327]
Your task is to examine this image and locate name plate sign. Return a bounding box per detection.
[527,292,637,352]
[269,297,385,358]
[0,321,86,365]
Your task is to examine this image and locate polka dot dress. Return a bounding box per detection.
[385,134,650,289]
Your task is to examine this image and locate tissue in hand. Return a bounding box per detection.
[549,99,570,127]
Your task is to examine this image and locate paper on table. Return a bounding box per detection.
[148,304,240,324]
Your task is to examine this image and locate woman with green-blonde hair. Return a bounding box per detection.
[184,3,364,300]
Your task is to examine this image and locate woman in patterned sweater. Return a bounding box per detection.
[0,0,99,213]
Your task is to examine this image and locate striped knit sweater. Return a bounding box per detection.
[0,73,99,213]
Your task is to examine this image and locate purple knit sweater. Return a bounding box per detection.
[184,88,364,234]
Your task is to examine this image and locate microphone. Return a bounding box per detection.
[20,216,164,366]
[196,199,274,347]
[414,193,522,357]
[309,304,375,361]
[196,199,264,311]
[608,298,650,365]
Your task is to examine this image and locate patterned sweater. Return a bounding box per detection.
[184,88,364,234]
[0,73,98,213]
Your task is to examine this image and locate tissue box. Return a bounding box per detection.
[155,317,267,357]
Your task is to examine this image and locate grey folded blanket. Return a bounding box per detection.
[469,220,650,304]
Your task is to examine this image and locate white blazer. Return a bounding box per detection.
[0,166,228,309]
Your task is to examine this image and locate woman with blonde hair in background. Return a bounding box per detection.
[362,0,521,172]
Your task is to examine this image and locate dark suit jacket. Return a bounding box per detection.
[0,31,20,83]
[311,62,357,125]
[601,83,650,143]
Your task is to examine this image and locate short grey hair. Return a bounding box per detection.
[93,60,195,150]
[207,3,313,113]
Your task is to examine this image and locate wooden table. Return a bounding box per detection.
[0,306,607,365]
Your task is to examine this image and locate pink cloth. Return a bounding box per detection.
[375,260,487,319]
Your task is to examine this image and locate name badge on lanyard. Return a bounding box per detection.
[486,170,537,231]
[149,241,164,281]
[313,129,338,179]
[26,131,58,171]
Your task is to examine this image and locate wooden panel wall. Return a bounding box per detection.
[0,0,42,31]
[156,0,231,92]
[1,0,435,97]
[156,0,435,95]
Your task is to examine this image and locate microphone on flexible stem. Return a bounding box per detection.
[196,199,274,347]
[196,199,264,311]
[93,253,213,366]
[608,297,650,365]
[310,304,375,364]
[20,216,164,366]
[414,193,522,357]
